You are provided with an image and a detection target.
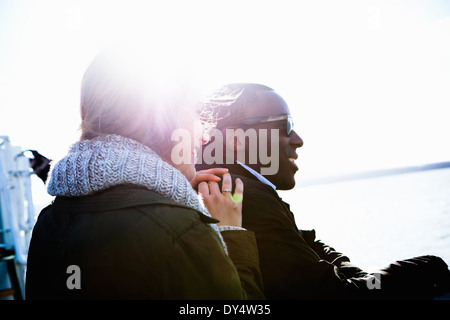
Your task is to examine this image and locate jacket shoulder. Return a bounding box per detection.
[48,184,218,234]
[135,201,216,240]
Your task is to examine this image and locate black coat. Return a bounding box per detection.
[25,185,264,300]
[197,163,450,299]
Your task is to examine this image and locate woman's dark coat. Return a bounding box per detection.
[25,185,264,300]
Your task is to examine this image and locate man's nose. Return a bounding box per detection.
[290,130,303,148]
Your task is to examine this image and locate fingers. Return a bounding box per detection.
[190,174,221,187]
[234,178,243,196]
[208,181,221,194]
[189,168,228,187]
[221,173,232,194]
[198,181,210,196]
[232,178,244,204]
[202,168,229,175]
[197,173,244,205]
[199,175,244,227]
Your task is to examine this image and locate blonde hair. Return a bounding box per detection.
[79,47,201,161]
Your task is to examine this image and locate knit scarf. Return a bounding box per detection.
[47,134,227,253]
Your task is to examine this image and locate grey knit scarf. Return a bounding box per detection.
[47,134,227,253]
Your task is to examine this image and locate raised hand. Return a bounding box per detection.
[198,173,243,227]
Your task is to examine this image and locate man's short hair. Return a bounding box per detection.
[203,83,273,130]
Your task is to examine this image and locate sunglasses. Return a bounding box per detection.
[238,114,294,136]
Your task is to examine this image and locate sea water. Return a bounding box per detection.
[279,168,450,272]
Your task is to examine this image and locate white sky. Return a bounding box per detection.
[1,0,450,204]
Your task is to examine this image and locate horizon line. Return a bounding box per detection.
[296,161,450,187]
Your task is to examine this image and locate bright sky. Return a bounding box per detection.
[1,0,450,204]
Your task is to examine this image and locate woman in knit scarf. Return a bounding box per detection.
[25,47,264,300]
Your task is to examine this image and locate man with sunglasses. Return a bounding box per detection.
[197,83,450,299]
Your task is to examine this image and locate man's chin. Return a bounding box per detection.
[277,182,296,191]
[272,176,296,190]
